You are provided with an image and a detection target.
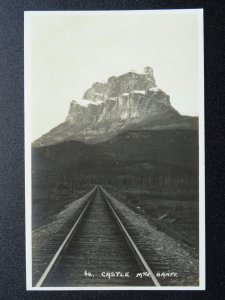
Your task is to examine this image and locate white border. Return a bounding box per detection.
[24,12,32,290]
[24,9,205,291]
[198,10,205,291]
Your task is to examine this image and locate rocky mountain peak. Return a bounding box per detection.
[33,66,198,147]
[65,67,171,126]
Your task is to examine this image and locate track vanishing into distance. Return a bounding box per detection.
[33,186,161,287]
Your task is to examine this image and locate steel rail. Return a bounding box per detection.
[35,186,97,287]
[100,186,161,287]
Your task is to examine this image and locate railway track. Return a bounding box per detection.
[33,186,161,287]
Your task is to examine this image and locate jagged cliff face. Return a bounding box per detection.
[66,68,159,125]
[33,67,196,147]
[67,87,171,124]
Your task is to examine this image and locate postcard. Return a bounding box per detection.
[25,9,204,290]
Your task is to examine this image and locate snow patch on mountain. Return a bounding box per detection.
[74,99,104,107]
[149,87,160,92]
[131,90,145,95]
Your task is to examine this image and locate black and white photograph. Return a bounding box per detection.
[25,9,204,290]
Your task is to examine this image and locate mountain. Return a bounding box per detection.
[33,66,198,147]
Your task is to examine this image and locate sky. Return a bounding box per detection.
[25,10,203,141]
